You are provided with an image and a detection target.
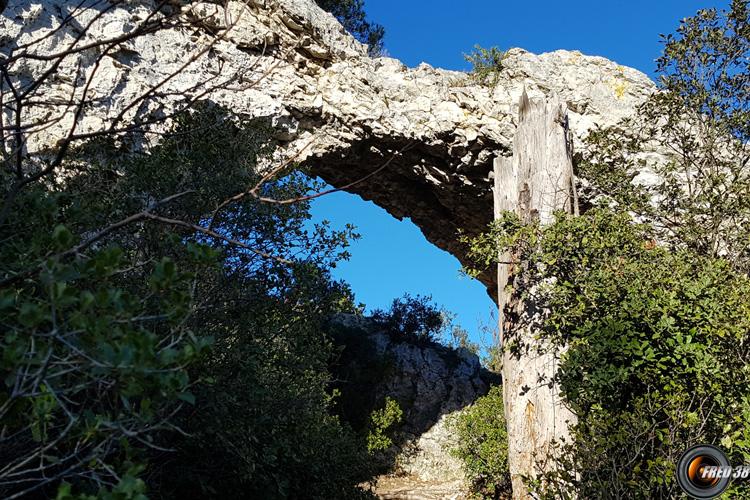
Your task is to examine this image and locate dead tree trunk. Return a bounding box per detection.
[493,90,578,499]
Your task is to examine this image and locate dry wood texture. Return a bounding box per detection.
[493,90,578,499]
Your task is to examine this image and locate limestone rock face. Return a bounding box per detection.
[332,313,488,497]
[1,0,656,294]
[396,413,465,483]
[332,314,488,436]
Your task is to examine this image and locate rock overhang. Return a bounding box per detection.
[1,0,657,295]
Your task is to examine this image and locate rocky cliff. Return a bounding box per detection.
[330,314,494,498]
[1,0,656,295]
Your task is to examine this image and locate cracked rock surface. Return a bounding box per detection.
[1,0,656,294]
[332,314,489,496]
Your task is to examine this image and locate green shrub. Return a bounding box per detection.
[467,207,750,497]
[464,45,505,88]
[450,385,511,499]
[119,110,372,499]
[542,210,750,498]
[0,128,223,498]
[1,105,373,498]
[151,269,376,499]
[371,294,446,345]
[366,397,403,453]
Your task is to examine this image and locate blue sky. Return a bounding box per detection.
[309,0,729,350]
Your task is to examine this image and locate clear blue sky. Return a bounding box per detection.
[309,0,729,350]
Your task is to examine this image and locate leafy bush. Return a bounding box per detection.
[1,105,374,498]
[541,210,750,498]
[121,110,372,499]
[371,294,447,345]
[462,4,750,497]
[149,267,375,500]
[444,325,481,354]
[450,385,511,499]
[0,118,228,497]
[464,45,505,88]
[468,208,750,497]
[366,397,403,453]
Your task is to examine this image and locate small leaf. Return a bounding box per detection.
[52,224,75,249]
[177,391,195,405]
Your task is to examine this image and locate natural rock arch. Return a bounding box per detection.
[1,0,655,294]
[2,0,659,496]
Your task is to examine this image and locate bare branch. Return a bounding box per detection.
[253,141,417,205]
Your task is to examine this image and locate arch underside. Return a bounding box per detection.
[304,136,504,297]
[2,0,657,300]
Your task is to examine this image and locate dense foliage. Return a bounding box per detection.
[450,385,511,499]
[149,267,376,499]
[314,0,385,55]
[463,2,750,497]
[580,0,750,272]
[0,106,376,498]
[471,208,750,497]
[371,294,446,346]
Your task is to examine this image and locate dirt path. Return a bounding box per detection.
[371,474,467,499]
